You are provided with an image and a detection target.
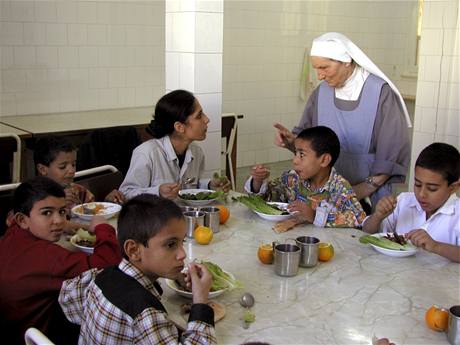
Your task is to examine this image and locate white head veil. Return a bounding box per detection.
[310,32,411,127]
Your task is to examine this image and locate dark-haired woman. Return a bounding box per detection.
[120,90,231,200]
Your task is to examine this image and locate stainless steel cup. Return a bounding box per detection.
[447,305,460,345]
[181,206,198,213]
[200,206,220,233]
[273,243,301,277]
[295,236,319,267]
[183,211,205,238]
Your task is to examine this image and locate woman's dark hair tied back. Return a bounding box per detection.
[150,90,196,139]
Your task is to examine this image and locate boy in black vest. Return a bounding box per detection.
[59,194,216,344]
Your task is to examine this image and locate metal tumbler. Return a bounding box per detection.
[183,211,205,238]
[200,206,220,233]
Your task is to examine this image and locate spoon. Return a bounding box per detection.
[181,177,195,188]
[239,292,255,329]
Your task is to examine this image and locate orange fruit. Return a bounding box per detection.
[425,305,449,332]
[216,205,230,224]
[193,226,213,245]
[318,242,334,262]
[257,244,274,264]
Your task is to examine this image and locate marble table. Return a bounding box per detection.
[161,201,459,345]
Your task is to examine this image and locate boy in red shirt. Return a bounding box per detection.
[0,176,122,344]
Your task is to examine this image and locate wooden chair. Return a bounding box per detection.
[74,165,123,201]
[0,182,20,237]
[0,133,22,184]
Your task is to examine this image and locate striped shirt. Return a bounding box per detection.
[59,259,217,345]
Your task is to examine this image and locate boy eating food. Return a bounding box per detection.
[246,126,365,231]
[59,194,217,344]
[363,143,460,262]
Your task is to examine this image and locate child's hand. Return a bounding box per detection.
[374,196,397,219]
[105,189,125,204]
[406,229,438,252]
[288,200,315,223]
[210,175,232,192]
[159,183,180,199]
[188,262,212,305]
[64,188,81,208]
[250,165,270,193]
[87,215,107,234]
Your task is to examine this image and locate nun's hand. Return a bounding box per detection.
[274,123,295,151]
[159,183,180,199]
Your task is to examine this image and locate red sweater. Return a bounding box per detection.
[0,223,122,344]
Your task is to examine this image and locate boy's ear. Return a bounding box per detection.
[15,213,29,230]
[319,153,332,168]
[173,121,186,134]
[449,179,460,194]
[124,239,142,262]
[36,163,48,176]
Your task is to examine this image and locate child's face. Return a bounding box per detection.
[292,138,327,180]
[182,100,209,141]
[37,151,77,187]
[414,166,458,215]
[16,196,67,242]
[137,218,187,281]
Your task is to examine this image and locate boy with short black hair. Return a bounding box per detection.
[59,194,217,344]
[246,126,365,231]
[34,135,124,209]
[0,177,121,344]
[363,143,460,262]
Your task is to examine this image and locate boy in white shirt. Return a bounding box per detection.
[363,143,460,262]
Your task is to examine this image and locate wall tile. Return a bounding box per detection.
[195,92,222,132]
[56,1,77,23]
[79,47,98,67]
[98,88,118,108]
[197,131,222,171]
[195,12,223,53]
[88,69,108,89]
[178,53,195,91]
[46,24,67,45]
[1,47,14,69]
[87,24,108,46]
[135,86,154,106]
[68,24,88,46]
[10,1,35,22]
[108,68,126,88]
[1,22,24,45]
[108,25,126,46]
[23,23,46,46]
[34,1,57,23]
[14,46,36,68]
[195,53,222,93]
[58,47,79,68]
[1,93,17,116]
[2,69,26,93]
[77,2,98,24]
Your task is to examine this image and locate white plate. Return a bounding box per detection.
[71,202,121,221]
[253,202,293,222]
[369,233,417,257]
[178,189,218,207]
[70,234,94,254]
[165,270,234,299]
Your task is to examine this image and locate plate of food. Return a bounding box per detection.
[70,228,96,254]
[237,195,293,222]
[178,189,223,207]
[71,202,121,221]
[165,261,241,299]
[359,233,417,257]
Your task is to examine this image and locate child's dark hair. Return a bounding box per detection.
[415,142,460,185]
[13,176,65,215]
[33,135,75,168]
[296,126,340,167]
[117,194,184,258]
[147,89,196,138]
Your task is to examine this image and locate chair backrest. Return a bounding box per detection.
[76,126,140,176]
[0,183,20,237]
[24,327,55,345]
[0,133,22,184]
[74,165,123,201]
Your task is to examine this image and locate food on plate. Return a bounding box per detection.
[236,195,287,215]
[425,305,449,331]
[215,205,230,224]
[75,202,106,215]
[202,261,242,291]
[359,234,413,251]
[180,191,224,201]
[181,301,226,322]
[74,228,96,248]
[257,244,274,264]
[194,226,213,245]
[318,242,334,262]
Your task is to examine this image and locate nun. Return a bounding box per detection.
[275,32,411,210]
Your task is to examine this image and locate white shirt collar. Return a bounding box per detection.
[162,136,194,163]
[335,65,369,101]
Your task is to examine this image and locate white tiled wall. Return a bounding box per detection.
[409,0,460,189]
[223,0,419,168]
[1,1,165,116]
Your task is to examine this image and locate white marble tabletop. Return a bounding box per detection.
[161,200,459,345]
